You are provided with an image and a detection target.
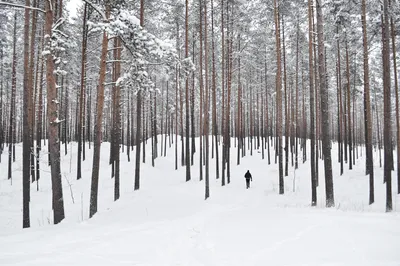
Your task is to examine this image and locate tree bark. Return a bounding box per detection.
[23,0,31,228]
[308,0,317,205]
[29,0,38,182]
[337,27,344,176]
[36,37,44,185]
[9,12,17,182]
[361,0,374,204]
[77,3,88,180]
[135,0,145,190]
[345,36,352,170]
[199,0,204,181]
[295,21,299,170]
[114,37,121,201]
[45,0,65,224]
[221,0,225,186]
[316,0,334,207]
[274,0,284,195]
[390,0,400,194]
[185,0,191,182]
[90,4,110,218]
[282,15,289,177]
[211,0,219,179]
[0,44,3,160]
[204,0,210,199]
[382,0,392,212]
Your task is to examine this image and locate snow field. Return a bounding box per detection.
[0,136,399,265]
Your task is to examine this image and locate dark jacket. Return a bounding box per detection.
[244,170,252,181]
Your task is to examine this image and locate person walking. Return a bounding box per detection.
[244,170,252,189]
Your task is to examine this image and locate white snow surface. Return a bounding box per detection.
[1,137,400,266]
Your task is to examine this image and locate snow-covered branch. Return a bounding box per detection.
[52,29,69,39]
[108,47,124,52]
[104,82,117,86]
[50,118,65,125]
[52,18,65,31]
[0,1,45,12]
[106,60,127,64]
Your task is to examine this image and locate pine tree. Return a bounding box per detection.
[382,0,392,212]
[185,0,191,182]
[308,0,317,205]
[316,0,334,207]
[45,0,65,224]
[274,0,284,195]
[22,0,31,228]
[361,0,374,204]
[90,2,110,218]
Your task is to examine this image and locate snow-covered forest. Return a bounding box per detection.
[0,0,399,264]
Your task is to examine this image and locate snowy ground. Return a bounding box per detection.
[1,137,400,266]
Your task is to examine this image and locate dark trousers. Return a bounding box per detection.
[246,178,251,189]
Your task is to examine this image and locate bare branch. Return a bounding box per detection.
[81,0,107,22]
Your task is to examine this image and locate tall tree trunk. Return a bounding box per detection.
[0,45,3,160]
[110,72,116,176]
[308,0,317,205]
[282,15,289,177]
[199,0,204,181]
[160,82,164,157]
[127,87,131,161]
[77,3,88,180]
[180,71,184,167]
[250,73,253,156]
[345,36,353,170]
[302,66,307,163]
[82,83,86,160]
[64,79,68,155]
[23,0,31,228]
[29,0,38,182]
[185,0,191,182]
[175,67,178,170]
[90,4,110,217]
[114,37,121,201]
[36,39,44,185]
[143,96,147,164]
[361,0,374,204]
[265,60,271,165]
[382,0,392,212]
[337,28,344,176]
[237,35,242,165]
[150,91,155,167]
[87,84,92,147]
[8,12,17,182]
[221,0,226,186]
[295,21,299,170]
[135,0,145,190]
[203,0,210,199]
[211,0,219,179]
[274,0,284,194]
[191,32,196,164]
[390,0,400,194]
[312,9,319,186]
[226,1,233,184]
[45,0,65,224]
[316,0,334,207]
